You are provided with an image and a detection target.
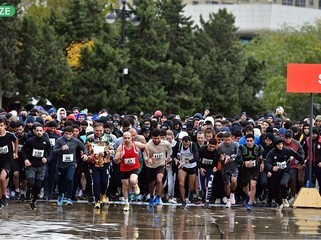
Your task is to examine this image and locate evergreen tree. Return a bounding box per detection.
[194,9,245,116]
[158,0,202,115]
[15,15,72,107]
[124,0,169,114]
[239,56,265,118]
[71,35,129,113]
[0,0,21,108]
[124,0,202,116]
[15,16,43,101]
[49,0,105,45]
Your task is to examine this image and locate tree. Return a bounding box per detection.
[245,21,321,120]
[0,0,21,108]
[49,0,105,46]
[239,56,265,118]
[194,9,245,116]
[157,0,203,115]
[121,0,203,116]
[71,35,129,112]
[14,15,72,107]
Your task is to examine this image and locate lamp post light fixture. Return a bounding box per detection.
[105,0,140,87]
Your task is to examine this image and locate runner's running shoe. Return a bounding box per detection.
[57,195,64,206]
[149,197,154,207]
[66,198,73,206]
[155,197,163,205]
[123,203,130,211]
[94,201,101,209]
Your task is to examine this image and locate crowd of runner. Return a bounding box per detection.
[0,105,320,212]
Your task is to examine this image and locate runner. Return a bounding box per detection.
[236,134,264,211]
[12,120,28,201]
[265,136,304,211]
[22,124,51,210]
[53,126,88,206]
[198,138,220,208]
[114,132,149,211]
[145,129,172,207]
[173,135,199,209]
[217,131,239,208]
[86,122,114,209]
[0,118,18,208]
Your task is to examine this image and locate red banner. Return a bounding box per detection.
[287,64,321,93]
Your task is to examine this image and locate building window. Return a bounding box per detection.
[192,0,199,5]
[282,0,293,5]
[319,0,321,8]
[206,0,218,4]
[295,0,306,6]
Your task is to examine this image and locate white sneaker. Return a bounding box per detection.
[168,198,177,204]
[123,203,130,211]
[289,197,295,204]
[10,191,15,198]
[225,200,231,208]
[133,184,140,195]
[39,187,44,199]
[77,189,83,197]
[230,193,236,205]
[282,198,289,208]
[215,199,221,204]
[137,194,143,201]
[222,197,228,204]
[145,194,150,201]
[119,197,125,201]
[276,203,284,211]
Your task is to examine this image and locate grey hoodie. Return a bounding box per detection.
[53,135,88,169]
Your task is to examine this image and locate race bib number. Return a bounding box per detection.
[124,157,135,165]
[49,138,56,146]
[250,160,256,167]
[277,161,287,169]
[153,152,163,161]
[93,145,105,155]
[0,145,9,154]
[202,158,213,165]
[18,144,23,152]
[182,156,191,163]
[32,149,44,158]
[62,154,73,162]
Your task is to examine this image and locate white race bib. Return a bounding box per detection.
[202,158,213,165]
[62,154,73,162]
[277,161,287,169]
[182,156,191,163]
[32,149,44,158]
[153,152,163,161]
[250,160,256,167]
[18,144,23,152]
[93,145,105,155]
[124,157,135,165]
[49,138,56,147]
[0,145,9,154]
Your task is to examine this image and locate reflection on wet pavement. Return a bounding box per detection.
[1,201,321,239]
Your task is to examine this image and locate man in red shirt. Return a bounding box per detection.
[114,132,148,211]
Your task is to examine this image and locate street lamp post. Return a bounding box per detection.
[105,0,140,87]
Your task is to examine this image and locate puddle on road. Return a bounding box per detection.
[1,202,321,239]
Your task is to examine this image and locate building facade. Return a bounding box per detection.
[183,0,321,10]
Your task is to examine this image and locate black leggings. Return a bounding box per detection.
[27,178,43,203]
[271,170,290,205]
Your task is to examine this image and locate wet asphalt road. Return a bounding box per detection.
[1,200,321,239]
